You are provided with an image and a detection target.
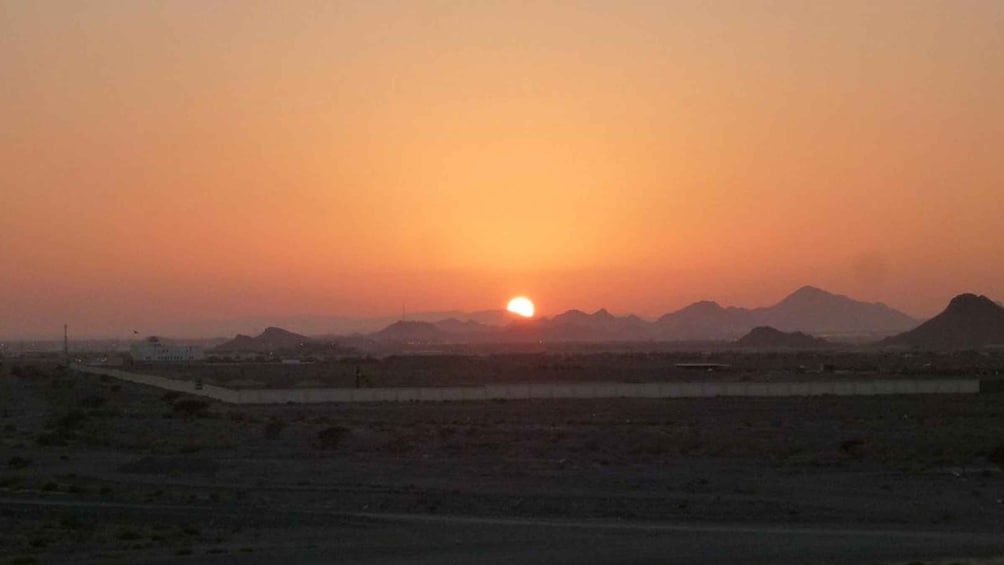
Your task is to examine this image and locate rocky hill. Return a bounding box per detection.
[881,293,1004,349]
[751,285,918,335]
[735,326,830,349]
[215,327,311,352]
[372,321,451,343]
[652,286,918,340]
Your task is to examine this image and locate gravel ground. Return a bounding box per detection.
[1,361,1003,564]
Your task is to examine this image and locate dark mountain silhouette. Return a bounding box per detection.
[368,309,652,343]
[433,318,496,335]
[751,285,918,335]
[156,309,512,339]
[653,301,754,340]
[215,327,311,352]
[159,289,918,341]
[652,286,917,340]
[736,326,830,349]
[373,321,450,343]
[881,293,1004,349]
[541,309,653,341]
[365,286,920,344]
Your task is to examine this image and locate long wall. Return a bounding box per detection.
[71,364,986,405]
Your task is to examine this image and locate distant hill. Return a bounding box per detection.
[751,285,918,335]
[541,309,653,341]
[736,326,830,349]
[653,301,754,340]
[154,310,511,339]
[881,293,1004,349]
[433,318,497,335]
[215,327,311,352]
[653,286,918,340]
[362,285,923,346]
[368,309,652,344]
[372,321,451,343]
[149,288,918,341]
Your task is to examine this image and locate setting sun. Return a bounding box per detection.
[506,297,535,318]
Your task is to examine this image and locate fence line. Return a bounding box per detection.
[71,364,986,405]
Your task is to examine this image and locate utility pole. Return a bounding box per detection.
[63,324,69,362]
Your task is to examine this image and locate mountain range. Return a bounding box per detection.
[366,286,920,344]
[653,286,917,339]
[209,288,1004,351]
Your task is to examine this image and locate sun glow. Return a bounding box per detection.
[506,296,535,318]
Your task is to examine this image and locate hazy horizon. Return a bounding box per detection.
[3,1,1002,338]
[0,283,981,341]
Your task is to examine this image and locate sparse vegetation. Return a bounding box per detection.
[35,432,67,447]
[314,425,350,449]
[989,444,1004,469]
[59,516,85,531]
[55,410,89,429]
[263,417,286,439]
[0,476,21,488]
[1,355,1004,562]
[839,438,867,458]
[172,398,210,417]
[115,527,142,541]
[78,395,107,409]
[7,456,32,469]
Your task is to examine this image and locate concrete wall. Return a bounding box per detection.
[72,364,986,405]
[129,341,205,363]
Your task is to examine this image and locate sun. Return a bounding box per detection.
[506,296,535,318]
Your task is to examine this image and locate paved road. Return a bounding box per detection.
[5,496,1003,564]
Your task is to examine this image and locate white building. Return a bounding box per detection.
[130,337,205,363]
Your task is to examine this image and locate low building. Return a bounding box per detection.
[130,337,205,363]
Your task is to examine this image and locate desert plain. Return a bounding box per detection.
[2,354,1004,564]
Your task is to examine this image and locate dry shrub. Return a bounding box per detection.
[78,395,107,409]
[55,410,89,429]
[839,438,867,458]
[173,399,210,417]
[8,456,32,469]
[315,426,350,449]
[263,418,285,440]
[989,444,1004,469]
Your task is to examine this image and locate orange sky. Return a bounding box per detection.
[2,1,1002,337]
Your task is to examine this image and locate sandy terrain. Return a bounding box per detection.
[2,361,1003,564]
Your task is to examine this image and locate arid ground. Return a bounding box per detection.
[2,360,1004,564]
[128,349,1004,389]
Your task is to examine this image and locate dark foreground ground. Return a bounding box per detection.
[2,362,1004,564]
[125,349,1004,388]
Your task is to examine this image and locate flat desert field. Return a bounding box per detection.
[127,350,1004,389]
[2,361,1004,564]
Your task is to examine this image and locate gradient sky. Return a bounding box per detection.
[2,1,1002,337]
